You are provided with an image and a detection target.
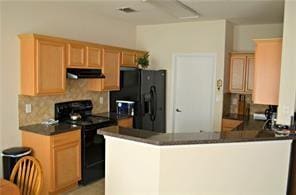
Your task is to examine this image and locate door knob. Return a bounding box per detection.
[176,108,182,112]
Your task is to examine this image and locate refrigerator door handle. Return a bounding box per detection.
[143,94,151,115]
[150,86,157,121]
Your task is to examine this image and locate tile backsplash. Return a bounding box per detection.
[223,93,268,115]
[19,80,108,126]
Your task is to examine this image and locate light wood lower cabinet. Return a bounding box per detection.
[229,53,254,94]
[19,34,66,96]
[222,119,243,132]
[22,130,81,195]
[118,117,133,128]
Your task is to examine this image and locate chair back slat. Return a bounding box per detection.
[27,163,35,195]
[20,159,27,193]
[24,160,31,194]
[10,156,42,195]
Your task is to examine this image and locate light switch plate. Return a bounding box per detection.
[25,104,32,113]
[99,97,104,104]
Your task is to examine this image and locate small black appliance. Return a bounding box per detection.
[264,105,278,129]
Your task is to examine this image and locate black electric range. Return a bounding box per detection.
[55,100,116,185]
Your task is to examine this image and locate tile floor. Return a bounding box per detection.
[63,179,105,195]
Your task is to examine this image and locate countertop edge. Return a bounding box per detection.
[19,124,81,136]
[98,130,293,146]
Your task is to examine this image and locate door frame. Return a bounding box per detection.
[171,53,217,132]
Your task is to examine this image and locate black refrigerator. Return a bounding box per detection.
[110,68,166,132]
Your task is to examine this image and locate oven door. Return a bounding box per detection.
[81,128,105,184]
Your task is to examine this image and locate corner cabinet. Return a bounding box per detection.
[87,48,120,91]
[19,34,66,96]
[253,38,282,105]
[22,130,81,195]
[229,53,254,94]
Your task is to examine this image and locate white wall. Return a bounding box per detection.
[224,22,234,93]
[233,23,283,52]
[0,2,137,177]
[0,2,3,177]
[277,1,296,125]
[136,20,227,132]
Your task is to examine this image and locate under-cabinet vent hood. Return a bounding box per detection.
[67,68,105,79]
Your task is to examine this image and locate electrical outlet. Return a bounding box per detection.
[283,105,290,114]
[99,97,104,104]
[25,104,32,113]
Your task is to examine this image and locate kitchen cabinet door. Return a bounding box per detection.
[121,51,137,67]
[68,43,86,68]
[51,139,81,191]
[245,56,255,93]
[229,56,246,93]
[88,49,120,91]
[102,49,120,90]
[19,34,66,96]
[229,53,255,94]
[87,46,102,68]
[253,38,282,105]
[37,39,66,95]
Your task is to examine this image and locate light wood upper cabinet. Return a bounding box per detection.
[68,43,86,68]
[19,34,66,96]
[121,51,137,67]
[253,38,282,105]
[87,46,102,68]
[245,56,255,93]
[19,34,148,94]
[22,130,81,195]
[87,48,120,91]
[102,49,121,90]
[229,53,254,94]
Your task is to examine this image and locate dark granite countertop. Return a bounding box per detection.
[98,126,294,146]
[19,123,81,136]
[223,113,265,131]
[94,112,132,121]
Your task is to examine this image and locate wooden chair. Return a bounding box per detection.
[10,156,42,195]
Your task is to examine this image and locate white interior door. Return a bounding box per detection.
[173,54,216,133]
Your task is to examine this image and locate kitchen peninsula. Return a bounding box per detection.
[99,127,294,195]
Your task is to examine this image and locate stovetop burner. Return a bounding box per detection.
[65,115,112,126]
[55,100,115,128]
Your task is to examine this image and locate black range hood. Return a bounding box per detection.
[67,68,105,79]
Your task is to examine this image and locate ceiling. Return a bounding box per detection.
[71,0,285,25]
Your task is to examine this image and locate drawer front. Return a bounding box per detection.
[51,130,81,147]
